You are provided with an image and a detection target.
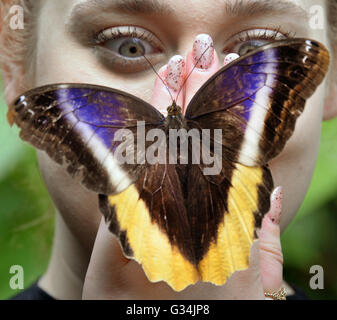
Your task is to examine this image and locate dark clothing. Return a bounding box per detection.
[10,282,55,300]
[10,281,308,300]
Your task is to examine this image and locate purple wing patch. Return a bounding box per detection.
[10,84,164,194]
[185,38,329,166]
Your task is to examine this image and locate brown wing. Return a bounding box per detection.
[9,83,165,194]
[185,38,330,166]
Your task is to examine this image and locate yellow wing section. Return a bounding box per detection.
[198,164,266,284]
[105,164,270,291]
[106,184,199,292]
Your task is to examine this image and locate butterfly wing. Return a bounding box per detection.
[9,83,199,291]
[186,38,330,166]
[9,38,330,292]
[9,83,165,195]
[99,163,200,291]
[184,39,330,285]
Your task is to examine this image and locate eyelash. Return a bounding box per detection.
[95,25,162,48]
[224,27,296,54]
[94,26,164,73]
[239,27,293,42]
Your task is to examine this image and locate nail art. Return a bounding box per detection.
[269,186,283,224]
[224,53,240,65]
[165,55,185,92]
[192,34,214,69]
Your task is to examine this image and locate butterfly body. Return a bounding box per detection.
[9,39,330,291]
[164,101,186,129]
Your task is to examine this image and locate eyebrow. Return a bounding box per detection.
[224,0,308,19]
[70,0,173,16]
[70,0,307,18]
[67,0,308,45]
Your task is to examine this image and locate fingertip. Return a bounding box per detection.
[157,64,167,79]
[184,49,219,106]
[267,186,283,225]
[151,64,171,114]
[152,56,186,114]
[259,187,283,239]
[224,53,240,66]
[166,55,186,92]
[186,49,219,74]
[192,34,214,69]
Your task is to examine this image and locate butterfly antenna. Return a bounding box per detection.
[175,46,211,102]
[142,54,175,104]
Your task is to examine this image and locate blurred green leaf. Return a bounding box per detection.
[0,80,28,180]
[281,118,337,299]
[297,117,337,216]
[0,147,55,300]
[0,78,54,299]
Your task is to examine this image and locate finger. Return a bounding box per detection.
[84,217,175,299]
[151,55,185,116]
[218,239,265,300]
[224,53,240,66]
[184,34,220,109]
[258,186,284,294]
[83,217,132,299]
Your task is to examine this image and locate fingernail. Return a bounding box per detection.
[224,53,240,65]
[269,186,283,225]
[192,34,214,69]
[165,55,185,91]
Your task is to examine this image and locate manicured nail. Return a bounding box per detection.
[192,34,214,69]
[165,55,185,92]
[224,53,240,65]
[269,186,283,225]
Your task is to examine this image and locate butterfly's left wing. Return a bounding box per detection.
[9,83,199,291]
[184,38,330,285]
[9,83,165,194]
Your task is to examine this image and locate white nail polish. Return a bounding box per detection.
[192,34,214,69]
[165,55,185,91]
[224,53,240,65]
[270,186,283,224]
[271,186,283,203]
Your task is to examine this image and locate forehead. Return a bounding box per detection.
[39,0,328,46]
[44,0,321,18]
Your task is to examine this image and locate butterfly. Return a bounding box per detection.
[8,38,330,291]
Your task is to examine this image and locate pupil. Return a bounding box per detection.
[119,38,145,57]
[129,46,137,54]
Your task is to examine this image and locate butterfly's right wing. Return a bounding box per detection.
[184,38,330,285]
[185,38,330,166]
[9,83,165,195]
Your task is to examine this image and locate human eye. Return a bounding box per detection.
[94,26,165,73]
[223,27,295,56]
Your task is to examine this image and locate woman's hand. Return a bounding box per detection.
[82,34,284,300]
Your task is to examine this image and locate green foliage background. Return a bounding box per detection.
[0,77,336,300]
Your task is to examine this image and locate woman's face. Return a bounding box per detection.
[33,0,330,251]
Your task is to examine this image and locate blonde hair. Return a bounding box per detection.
[0,0,337,76]
[0,0,40,80]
